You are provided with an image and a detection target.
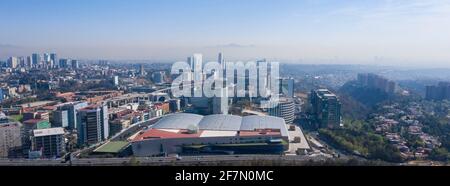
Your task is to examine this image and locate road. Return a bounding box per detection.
[0,154,335,166]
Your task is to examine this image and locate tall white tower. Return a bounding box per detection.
[192,53,203,71]
[192,54,203,97]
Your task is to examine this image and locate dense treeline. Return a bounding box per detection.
[420,113,450,161]
[319,126,404,163]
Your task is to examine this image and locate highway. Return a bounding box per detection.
[0,154,334,166]
[0,158,68,166]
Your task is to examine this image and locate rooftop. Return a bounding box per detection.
[133,129,202,141]
[33,127,65,137]
[152,113,287,134]
[133,113,290,141]
[94,141,130,153]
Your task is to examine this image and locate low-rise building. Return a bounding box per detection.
[131,113,290,157]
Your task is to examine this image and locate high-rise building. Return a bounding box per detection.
[310,89,342,129]
[31,127,65,158]
[57,101,89,130]
[280,77,295,98]
[192,54,204,95]
[357,73,397,94]
[268,97,295,124]
[7,57,19,69]
[192,53,203,72]
[100,104,109,140]
[50,53,57,63]
[0,89,3,102]
[187,56,193,69]
[31,53,40,66]
[152,71,166,84]
[139,64,146,76]
[113,76,119,86]
[98,60,109,66]
[77,104,109,145]
[59,59,69,68]
[26,56,32,68]
[43,53,51,62]
[71,60,79,69]
[426,82,450,101]
[218,52,225,70]
[0,121,22,158]
[18,56,26,68]
[50,53,57,68]
[52,110,69,128]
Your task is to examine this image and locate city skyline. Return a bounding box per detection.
[1,0,450,67]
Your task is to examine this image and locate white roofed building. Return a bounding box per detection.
[131,113,294,156]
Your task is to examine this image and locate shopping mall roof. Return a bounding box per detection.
[149,113,288,138]
[198,115,242,131]
[151,113,203,130]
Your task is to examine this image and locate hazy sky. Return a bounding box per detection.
[1,0,450,66]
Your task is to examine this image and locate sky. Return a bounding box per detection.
[1,0,450,67]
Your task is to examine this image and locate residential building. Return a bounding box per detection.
[426,82,450,101]
[310,89,342,129]
[268,97,295,124]
[0,121,22,158]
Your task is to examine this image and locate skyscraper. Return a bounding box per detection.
[77,104,109,145]
[100,104,109,140]
[280,77,295,98]
[7,57,18,69]
[192,54,203,97]
[187,57,193,70]
[26,56,32,68]
[192,53,203,71]
[50,53,57,68]
[31,53,40,66]
[218,52,225,70]
[43,53,50,62]
[71,60,79,69]
[59,59,69,68]
[310,89,342,129]
[58,101,89,130]
[139,64,146,76]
